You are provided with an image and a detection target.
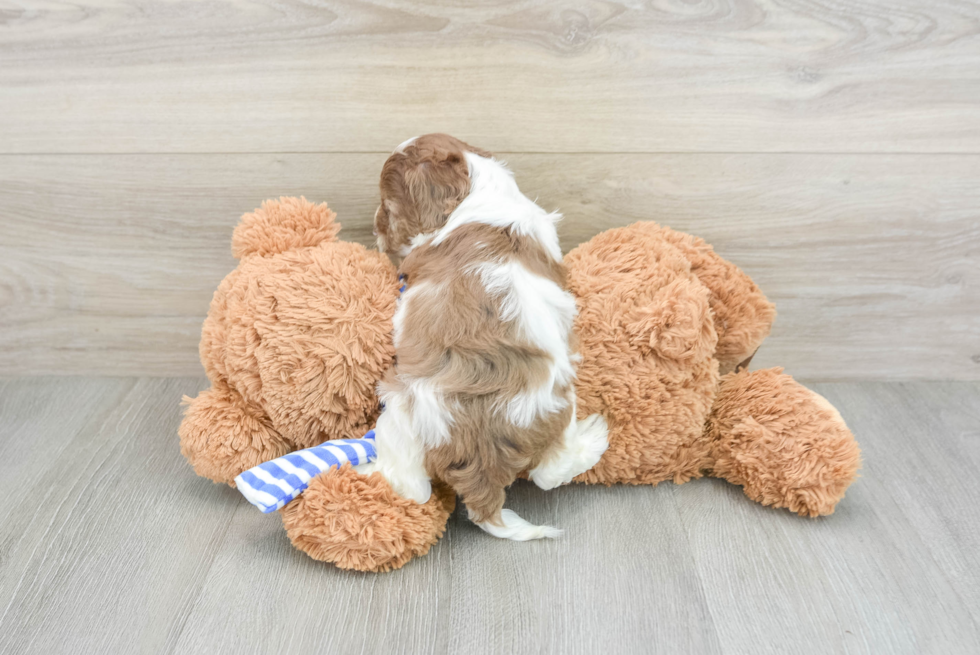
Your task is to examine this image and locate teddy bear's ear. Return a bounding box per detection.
[624,277,718,364]
[231,196,341,259]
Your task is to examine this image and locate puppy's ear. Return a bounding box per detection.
[403,151,470,232]
[373,202,391,252]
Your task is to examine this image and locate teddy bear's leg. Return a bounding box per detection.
[179,381,291,485]
[280,463,456,572]
[704,368,861,517]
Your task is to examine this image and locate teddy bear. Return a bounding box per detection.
[180,196,861,572]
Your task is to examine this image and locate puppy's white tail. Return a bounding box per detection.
[474,509,562,541]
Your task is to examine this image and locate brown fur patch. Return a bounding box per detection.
[423,392,572,524]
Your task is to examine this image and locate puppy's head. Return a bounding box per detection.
[375,133,491,257]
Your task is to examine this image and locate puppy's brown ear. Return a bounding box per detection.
[403,151,471,232]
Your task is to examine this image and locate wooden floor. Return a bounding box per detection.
[0,376,976,654]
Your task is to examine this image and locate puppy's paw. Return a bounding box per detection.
[529,414,609,490]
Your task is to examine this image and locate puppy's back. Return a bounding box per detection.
[391,221,577,523]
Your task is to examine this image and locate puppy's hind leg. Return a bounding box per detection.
[530,406,609,491]
[371,395,432,504]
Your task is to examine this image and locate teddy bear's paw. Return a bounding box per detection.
[179,385,291,485]
[281,463,455,572]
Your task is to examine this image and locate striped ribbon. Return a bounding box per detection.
[235,430,377,513]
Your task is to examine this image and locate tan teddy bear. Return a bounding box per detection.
[180,197,861,572]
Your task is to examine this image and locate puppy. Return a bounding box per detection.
[369,134,608,540]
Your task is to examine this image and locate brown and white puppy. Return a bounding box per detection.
[367,134,608,540]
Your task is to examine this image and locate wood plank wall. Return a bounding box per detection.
[1,0,978,379]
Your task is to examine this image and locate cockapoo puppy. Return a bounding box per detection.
[367,134,608,540]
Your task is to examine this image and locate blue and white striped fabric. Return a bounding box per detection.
[235,430,377,513]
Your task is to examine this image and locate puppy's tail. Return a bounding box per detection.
[449,465,561,541]
[471,508,562,541]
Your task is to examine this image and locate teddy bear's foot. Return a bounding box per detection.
[179,383,291,485]
[281,463,456,572]
[705,368,861,517]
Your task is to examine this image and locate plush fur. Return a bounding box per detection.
[706,367,862,517]
[180,197,861,572]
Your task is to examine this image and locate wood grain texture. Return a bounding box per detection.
[1,152,977,379]
[0,377,235,655]
[1,0,979,154]
[1,378,979,654]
